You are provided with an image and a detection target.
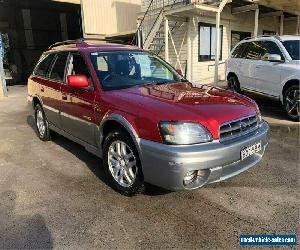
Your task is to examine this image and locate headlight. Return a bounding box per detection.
[254,103,262,123]
[159,122,213,145]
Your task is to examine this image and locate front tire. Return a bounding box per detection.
[227,75,241,93]
[283,85,300,122]
[35,104,51,141]
[103,130,144,196]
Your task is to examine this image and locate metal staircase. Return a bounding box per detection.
[133,0,189,55]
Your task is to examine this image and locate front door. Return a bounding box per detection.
[60,52,96,146]
[240,41,265,90]
[254,40,283,97]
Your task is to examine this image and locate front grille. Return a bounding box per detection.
[219,114,258,141]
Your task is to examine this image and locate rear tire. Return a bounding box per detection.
[227,75,241,93]
[34,104,51,141]
[103,130,144,196]
[283,84,300,122]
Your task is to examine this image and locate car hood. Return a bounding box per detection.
[107,82,258,139]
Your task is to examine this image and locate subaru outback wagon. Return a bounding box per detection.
[28,39,269,195]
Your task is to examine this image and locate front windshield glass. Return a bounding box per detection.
[90,51,182,90]
[282,40,300,60]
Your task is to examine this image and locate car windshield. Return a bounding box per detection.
[90,51,183,90]
[282,40,300,60]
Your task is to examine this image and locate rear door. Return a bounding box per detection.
[254,40,283,97]
[44,52,69,129]
[60,52,97,146]
[32,53,62,129]
[228,42,249,88]
[241,41,263,90]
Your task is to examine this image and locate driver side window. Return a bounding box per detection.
[260,41,284,60]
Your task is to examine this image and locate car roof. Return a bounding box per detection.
[47,38,141,52]
[240,35,300,43]
[278,35,300,41]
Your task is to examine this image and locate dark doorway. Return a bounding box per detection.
[0,0,82,84]
[231,31,251,50]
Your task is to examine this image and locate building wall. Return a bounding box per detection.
[82,0,141,37]
[189,7,281,84]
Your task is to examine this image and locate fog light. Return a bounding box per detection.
[183,170,197,185]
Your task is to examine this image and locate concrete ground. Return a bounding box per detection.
[0,86,299,249]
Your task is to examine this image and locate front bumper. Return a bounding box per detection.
[139,122,270,191]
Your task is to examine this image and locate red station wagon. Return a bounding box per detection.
[27,39,270,195]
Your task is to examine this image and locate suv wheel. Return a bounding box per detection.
[228,75,241,93]
[283,85,300,122]
[103,130,144,196]
[35,104,51,141]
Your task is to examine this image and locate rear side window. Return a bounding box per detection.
[245,41,265,60]
[34,53,55,77]
[232,42,248,58]
[49,53,69,81]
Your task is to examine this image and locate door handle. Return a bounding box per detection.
[41,87,44,92]
[62,95,67,100]
[256,65,263,69]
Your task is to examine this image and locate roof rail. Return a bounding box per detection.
[48,38,132,49]
[243,35,281,41]
[48,40,77,49]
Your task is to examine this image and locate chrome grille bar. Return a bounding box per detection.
[219,114,258,141]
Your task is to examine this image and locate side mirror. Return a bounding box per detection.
[267,54,283,62]
[67,75,89,88]
[175,69,183,76]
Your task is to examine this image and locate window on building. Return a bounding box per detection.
[34,53,55,77]
[231,31,251,49]
[263,30,276,35]
[198,22,223,61]
[49,52,69,81]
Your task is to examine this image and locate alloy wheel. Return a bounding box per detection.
[36,110,46,137]
[285,89,300,119]
[107,140,138,188]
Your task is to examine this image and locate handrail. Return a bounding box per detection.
[208,61,225,71]
[142,7,164,46]
[131,0,156,45]
[154,0,188,54]
[132,0,189,47]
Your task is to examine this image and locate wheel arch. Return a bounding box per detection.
[99,113,141,157]
[227,72,238,80]
[282,79,300,102]
[32,95,43,109]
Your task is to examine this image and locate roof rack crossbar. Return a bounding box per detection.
[48,38,132,49]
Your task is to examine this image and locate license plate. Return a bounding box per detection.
[241,141,262,160]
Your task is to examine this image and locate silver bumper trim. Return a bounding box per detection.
[139,122,270,191]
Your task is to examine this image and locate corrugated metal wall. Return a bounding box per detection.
[82,0,141,36]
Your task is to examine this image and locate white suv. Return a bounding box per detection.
[226,35,300,121]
